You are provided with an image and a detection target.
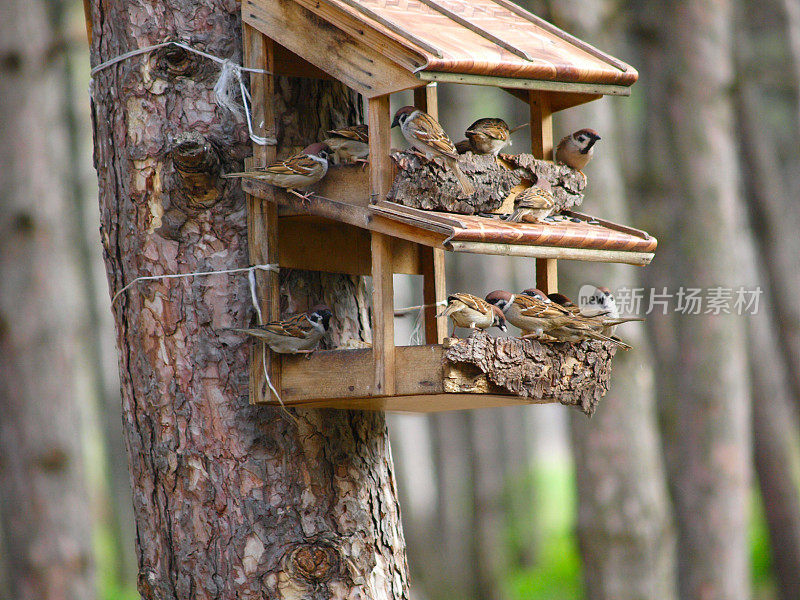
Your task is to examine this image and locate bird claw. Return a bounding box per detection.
[288,189,315,206]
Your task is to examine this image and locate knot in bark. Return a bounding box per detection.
[287,542,340,584]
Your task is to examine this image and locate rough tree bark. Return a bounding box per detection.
[546,2,679,598]
[639,0,753,598]
[388,151,585,214]
[0,1,96,598]
[87,2,409,599]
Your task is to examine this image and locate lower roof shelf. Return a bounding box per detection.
[241,171,656,266]
[263,333,617,416]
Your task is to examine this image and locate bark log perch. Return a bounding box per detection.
[388,151,586,214]
[444,332,616,416]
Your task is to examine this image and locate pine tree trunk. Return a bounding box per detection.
[87,2,409,599]
[546,3,678,598]
[0,1,96,598]
[736,66,800,600]
[641,0,753,598]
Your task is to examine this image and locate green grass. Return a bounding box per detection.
[505,459,583,600]
[95,526,139,600]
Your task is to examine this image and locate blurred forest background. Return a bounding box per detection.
[2,0,800,599]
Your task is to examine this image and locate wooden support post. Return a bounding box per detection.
[529,90,558,294]
[244,26,281,404]
[369,95,396,395]
[371,232,396,395]
[414,83,447,343]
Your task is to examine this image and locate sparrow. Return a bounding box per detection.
[546,316,631,350]
[507,182,555,223]
[575,286,643,336]
[323,124,369,165]
[392,106,475,196]
[437,293,507,337]
[542,290,638,346]
[463,118,511,155]
[225,305,333,354]
[486,289,572,338]
[223,142,331,200]
[555,129,601,183]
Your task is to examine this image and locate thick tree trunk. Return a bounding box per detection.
[546,3,678,598]
[735,52,800,598]
[641,0,752,598]
[0,1,96,598]
[87,3,409,599]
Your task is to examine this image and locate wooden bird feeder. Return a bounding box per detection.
[240,0,656,412]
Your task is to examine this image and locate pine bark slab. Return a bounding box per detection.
[387,151,586,214]
[443,332,615,416]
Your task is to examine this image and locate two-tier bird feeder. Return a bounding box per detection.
[239,0,656,413]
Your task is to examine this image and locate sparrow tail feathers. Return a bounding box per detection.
[445,157,475,196]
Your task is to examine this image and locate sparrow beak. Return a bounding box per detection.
[391,116,400,128]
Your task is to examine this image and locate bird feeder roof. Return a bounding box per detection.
[243,0,638,97]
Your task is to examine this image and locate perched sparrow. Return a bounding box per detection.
[508,182,555,223]
[555,129,601,176]
[546,316,631,350]
[576,286,643,336]
[392,106,475,196]
[437,293,507,336]
[486,289,572,338]
[225,305,333,354]
[323,124,369,165]
[464,118,511,155]
[223,142,331,200]
[546,293,581,314]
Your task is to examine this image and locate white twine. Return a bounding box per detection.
[393,300,447,346]
[110,263,278,306]
[91,41,275,146]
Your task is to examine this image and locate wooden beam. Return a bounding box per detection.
[277,217,424,275]
[371,232,396,396]
[529,90,553,160]
[417,71,631,96]
[421,246,447,343]
[368,95,396,396]
[413,83,447,343]
[529,90,558,294]
[243,26,281,404]
[446,242,654,266]
[244,0,422,97]
[413,82,439,118]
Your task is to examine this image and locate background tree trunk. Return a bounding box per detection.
[87,2,409,599]
[0,0,96,598]
[546,3,678,598]
[639,0,753,598]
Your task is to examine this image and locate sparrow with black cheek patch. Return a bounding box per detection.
[437,293,507,337]
[486,289,572,338]
[225,305,333,354]
[223,142,331,201]
[556,129,601,184]
[392,106,475,196]
[508,181,555,223]
[323,124,369,165]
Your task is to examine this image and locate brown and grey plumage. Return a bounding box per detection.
[392,106,475,196]
[323,124,369,165]
[555,128,601,173]
[224,305,332,354]
[464,118,511,155]
[508,183,555,223]
[437,293,507,335]
[223,142,330,197]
